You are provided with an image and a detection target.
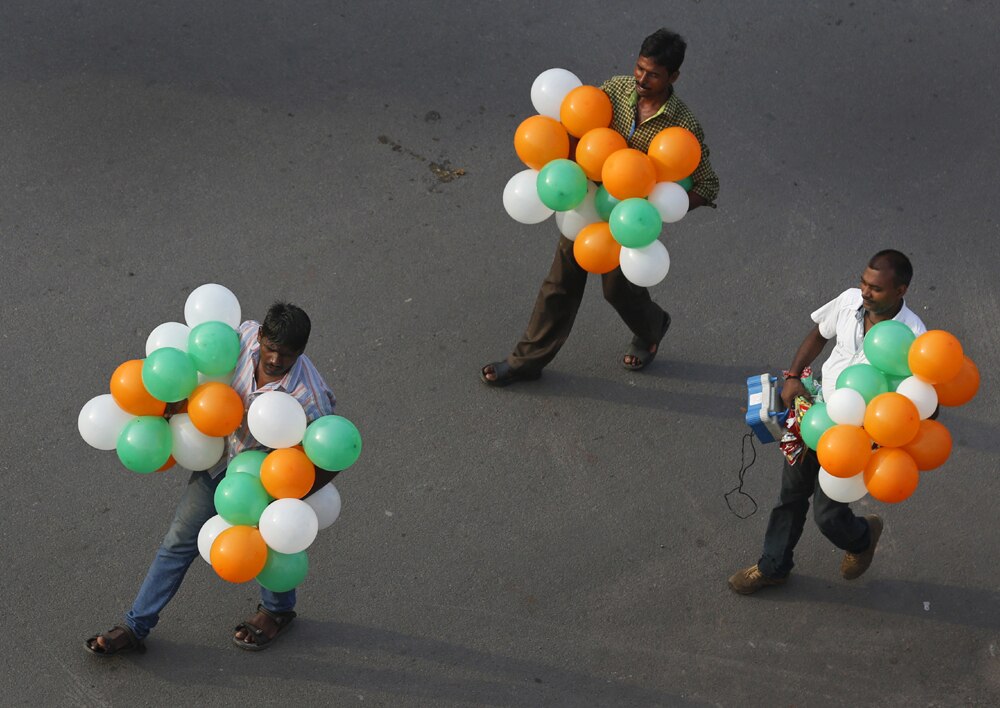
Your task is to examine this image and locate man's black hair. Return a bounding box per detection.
[869,249,913,287]
[261,302,311,352]
[640,28,687,74]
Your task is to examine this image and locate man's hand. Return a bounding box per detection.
[780,378,810,410]
[688,191,707,211]
[164,401,188,418]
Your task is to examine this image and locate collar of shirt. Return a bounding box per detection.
[628,86,675,127]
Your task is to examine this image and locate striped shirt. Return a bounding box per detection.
[600,75,720,204]
[208,320,337,478]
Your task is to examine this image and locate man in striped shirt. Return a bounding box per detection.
[482,27,720,387]
[87,302,337,655]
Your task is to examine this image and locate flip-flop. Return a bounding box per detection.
[622,313,671,371]
[480,361,542,388]
[85,624,146,657]
[233,605,296,652]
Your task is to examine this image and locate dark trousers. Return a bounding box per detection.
[507,236,667,372]
[757,450,871,578]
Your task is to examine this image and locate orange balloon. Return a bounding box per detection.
[863,447,919,503]
[575,128,627,181]
[156,455,176,473]
[902,419,953,470]
[559,85,613,138]
[863,392,920,447]
[816,424,873,478]
[260,448,316,499]
[647,127,702,182]
[908,330,964,384]
[187,382,245,437]
[110,359,166,416]
[210,525,268,583]
[934,355,979,406]
[514,115,569,170]
[573,222,621,274]
[601,148,657,200]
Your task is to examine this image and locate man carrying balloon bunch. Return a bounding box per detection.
[728,250,927,594]
[86,302,338,654]
[481,27,720,386]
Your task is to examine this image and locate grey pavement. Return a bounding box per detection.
[2,1,999,705]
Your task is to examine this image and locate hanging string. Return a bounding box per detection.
[724,431,758,519]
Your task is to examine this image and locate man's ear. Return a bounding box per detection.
[668,70,680,85]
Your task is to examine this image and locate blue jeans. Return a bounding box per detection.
[757,450,871,579]
[125,470,295,640]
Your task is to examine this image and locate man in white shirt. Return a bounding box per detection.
[729,250,927,594]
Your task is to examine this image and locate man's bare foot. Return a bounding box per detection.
[623,341,657,368]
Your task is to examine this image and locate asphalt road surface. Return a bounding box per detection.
[3,1,999,705]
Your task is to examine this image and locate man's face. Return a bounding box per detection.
[860,267,906,315]
[633,55,678,101]
[257,330,302,379]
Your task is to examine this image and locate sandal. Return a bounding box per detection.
[233,605,296,651]
[480,361,542,388]
[85,624,146,657]
[622,313,671,371]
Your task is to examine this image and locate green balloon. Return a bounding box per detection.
[536,159,588,212]
[675,176,694,192]
[188,321,240,376]
[256,550,309,592]
[116,416,172,473]
[302,415,362,471]
[863,320,915,377]
[836,364,889,404]
[608,198,662,248]
[141,348,198,403]
[885,373,907,392]
[227,450,268,478]
[214,473,270,525]
[799,402,835,450]
[594,184,620,221]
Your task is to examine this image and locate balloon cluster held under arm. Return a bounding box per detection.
[504,67,703,288]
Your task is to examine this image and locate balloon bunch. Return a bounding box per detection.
[197,404,362,590]
[798,322,979,504]
[78,283,246,474]
[502,68,702,287]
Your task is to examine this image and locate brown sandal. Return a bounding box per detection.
[233,605,296,651]
[85,624,146,657]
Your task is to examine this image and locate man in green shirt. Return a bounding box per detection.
[481,28,720,387]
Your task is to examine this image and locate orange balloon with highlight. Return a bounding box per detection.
[575,128,627,181]
[647,127,702,182]
[601,148,657,200]
[934,355,979,406]
[863,392,920,447]
[559,85,613,138]
[908,330,964,384]
[902,419,953,470]
[110,359,167,416]
[260,448,316,499]
[210,525,268,583]
[863,447,919,503]
[573,222,621,274]
[816,424,873,478]
[187,382,245,437]
[514,115,570,170]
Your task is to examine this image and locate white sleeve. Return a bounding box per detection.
[810,292,847,340]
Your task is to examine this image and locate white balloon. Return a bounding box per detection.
[530,68,582,119]
[826,387,867,426]
[169,413,224,471]
[619,241,671,287]
[198,514,232,563]
[198,368,235,385]
[247,391,307,448]
[78,394,135,450]
[184,283,241,330]
[503,169,554,225]
[259,498,319,554]
[554,182,600,240]
[647,182,690,223]
[895,376,938,420]
[305,483,342,530]
[818,468,868,503]
[145,321,191,356]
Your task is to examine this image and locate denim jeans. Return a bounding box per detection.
[757,449,871,579]
[125,470,295,639]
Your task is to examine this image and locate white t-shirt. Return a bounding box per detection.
[811,288,927,400]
